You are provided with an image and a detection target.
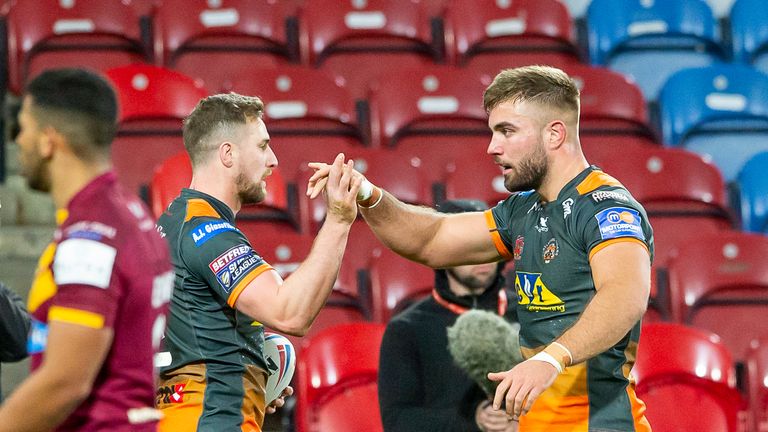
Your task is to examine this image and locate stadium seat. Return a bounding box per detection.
[667,231,768,362]
[443,0,580,74]
[105,64,207,196]
[295,322,385,432]
[228,66,366,182]
[736,152,768,233]
[299,0,441,98]
[658,64,768,182]
[746,335,768,432]
[441,157,509,206]
[633,323,743,432]
[153,0,298,93]
[368,66,492,188]
[368,247,434,323]
[586,0,726,101]
[564,64,656,144]
[583,143,730,218]
[731,0,768,75]
[5,0,150,93]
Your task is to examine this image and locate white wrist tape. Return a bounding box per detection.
[530,351,563,373]
[357,179,374,201]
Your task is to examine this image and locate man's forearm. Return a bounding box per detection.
[0,369,87,432]
[556,283,646,365]
[279,220,351,330]
[360,191,443,265]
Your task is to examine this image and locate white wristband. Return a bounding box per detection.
[357,179,374,201]
[530,351,563,373]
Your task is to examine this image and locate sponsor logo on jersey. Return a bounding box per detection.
[542,238,559,263]
[190,220,237,246]
[591,190,629,203]
[515,272,565,312]
[53,238,117,289]
[64,221,117,240]
[561,198,573,219]
[595,207,645,241]
[513,236,525,261]
[212,249,264,293]
[27,318,48,355]
[156,383,186,405]
[209,245,252,272]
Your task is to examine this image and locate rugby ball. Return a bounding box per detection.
[263,332,296,404]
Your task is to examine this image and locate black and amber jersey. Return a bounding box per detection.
[487,166,654,432]
[156,188,272,430]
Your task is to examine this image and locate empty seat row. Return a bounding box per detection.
[5,0,768,100]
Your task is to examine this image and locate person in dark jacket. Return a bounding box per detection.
[377,199,519,432]
[0,282,30,401]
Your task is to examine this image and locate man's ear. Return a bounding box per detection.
[219,142,234,168]
[40,126,64,159]
[545,120,567,150]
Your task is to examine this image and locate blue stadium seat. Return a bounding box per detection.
[658,64,768,182]
[730,0,768,75]
[586,0,726,102]
[736,152,768,232]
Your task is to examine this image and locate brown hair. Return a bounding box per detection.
[182,93,265,167]
[483,65,580,117]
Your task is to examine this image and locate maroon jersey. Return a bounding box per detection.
[27,172,172,431]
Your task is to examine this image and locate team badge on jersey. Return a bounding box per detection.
[542,238,559,263]
[595,207,645,241]
[514,236,525,261]
[515,272,565,312]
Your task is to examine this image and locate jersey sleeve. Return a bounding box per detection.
[574,189,654,261]
[488,194,525,260]
[182,218,274,307]
[50,232,121,330]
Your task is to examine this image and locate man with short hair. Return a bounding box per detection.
[156,93,361,431]
[309,65,654,431]
[0,68,172,431]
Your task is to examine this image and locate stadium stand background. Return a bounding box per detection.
[1,1,766,431]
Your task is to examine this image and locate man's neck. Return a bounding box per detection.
[50,154,110,210]
[536,150,589,202]
[189,169,241,215]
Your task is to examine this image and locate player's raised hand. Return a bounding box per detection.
[323,154,361,224]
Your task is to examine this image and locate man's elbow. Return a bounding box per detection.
[269,316,311,337]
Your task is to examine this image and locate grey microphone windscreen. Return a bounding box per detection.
[447,310,523,398]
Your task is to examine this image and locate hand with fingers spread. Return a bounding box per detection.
[322,154,363,224]
[487,359,559,420]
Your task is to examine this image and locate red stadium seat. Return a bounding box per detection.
[747,335,768,432]
[444,0,580,73]
[229,66,366,181]
[564,64,656,143]
[369,247,434,323]
[585,142,730,219]
[295,322,385,432]
[667,231,768,362]
[634,323,743,432]
[442,157,510,207]
[6,0,150,93]
[299,0,441,98]
[632,323,743,432]
[105,64,206,196]
[153,0,298,93]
